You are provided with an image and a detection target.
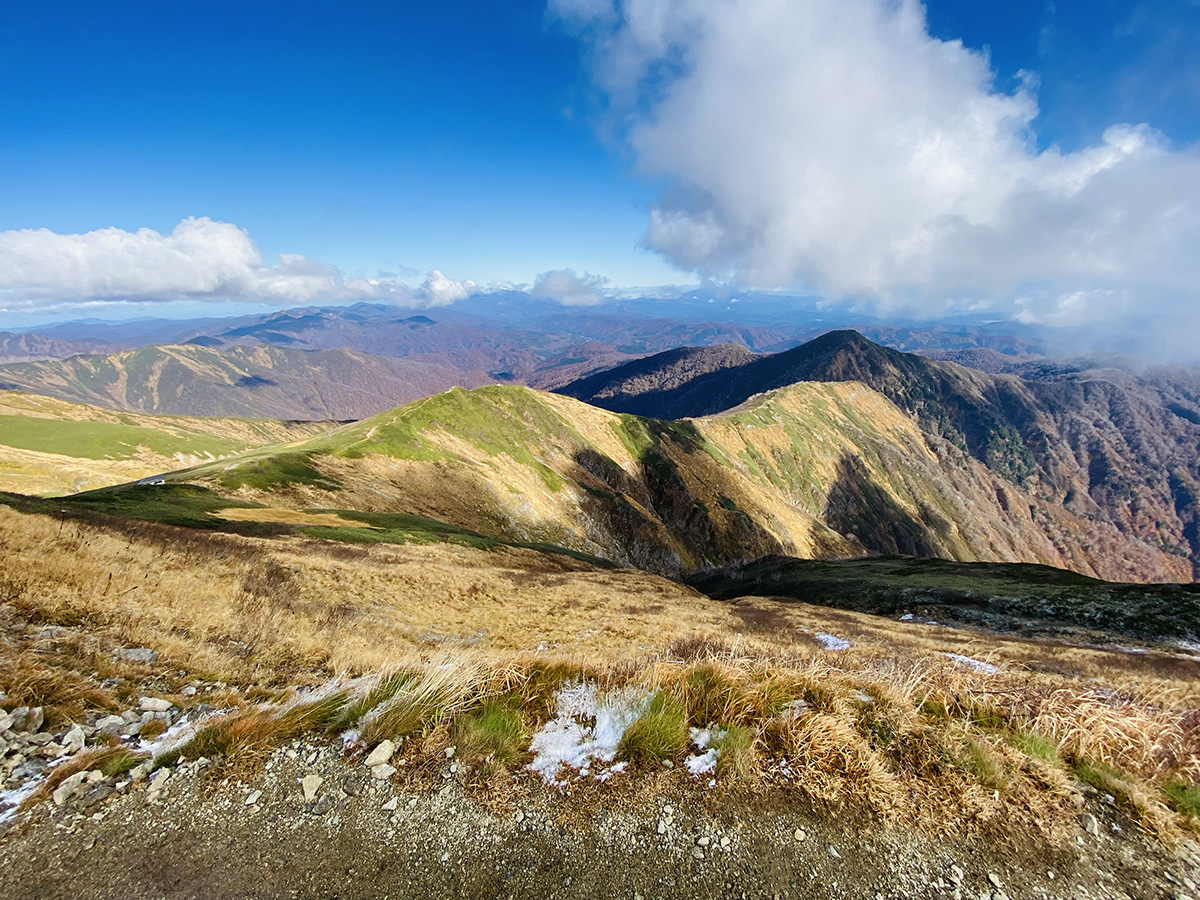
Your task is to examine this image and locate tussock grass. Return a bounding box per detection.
[453,697,529,766]
[710,724,758,779]
[0,649,120,728]
[360,658,482,745]
[617,690,689,764]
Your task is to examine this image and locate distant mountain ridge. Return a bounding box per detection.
[0,344,498,419]
[0,331,128,363]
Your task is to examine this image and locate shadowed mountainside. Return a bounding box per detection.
[561,331,1200,579]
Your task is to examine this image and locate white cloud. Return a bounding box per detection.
[552,0,1200,323]
[531,268,610,305]
[0,217,473,313]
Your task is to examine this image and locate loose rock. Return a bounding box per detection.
[300,774,323,803]
[365,740,396,768]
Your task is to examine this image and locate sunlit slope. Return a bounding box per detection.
[0,343,494,419]
[0,390,331,496]
[175,383,1177,580]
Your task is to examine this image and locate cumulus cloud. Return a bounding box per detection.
[552,0,1200,323]
[531,268,610,306]
[0,217,474,313]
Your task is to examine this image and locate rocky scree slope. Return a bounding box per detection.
[560,331,1200,581]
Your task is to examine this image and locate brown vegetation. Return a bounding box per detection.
[1,503,1197,841]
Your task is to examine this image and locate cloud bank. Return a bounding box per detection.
[0,218,476,314]
[531,269,610,306]
[551,0,1200,325]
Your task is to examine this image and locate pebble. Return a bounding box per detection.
[988,874,1003,889]
[381,798,397,811]
[1080,813,1101,838]
[829,846,842,859]
[370,764,397,780]
[365,740,396,768]
[300,774,323,803]
[657,820,666,835]
[794,828,807,842]
[245,790,262,806]
[138,697,172,713]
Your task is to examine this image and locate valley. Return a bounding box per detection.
[1,321,1198,898]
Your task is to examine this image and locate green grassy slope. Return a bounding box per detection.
[163,383,1181,583]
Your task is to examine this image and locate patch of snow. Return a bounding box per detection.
[686,749,719,776]
[814,632,851,651]
[0,778,42,824]
[139,709,230,759]
[684,726,725,777]
[942,653,998,675]
[899,613,914,622]
[526,683,647,786]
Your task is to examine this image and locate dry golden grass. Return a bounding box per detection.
[215,508,372,527]
[1,502,1197,840]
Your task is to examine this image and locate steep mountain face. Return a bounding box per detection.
[169,384,1181,582]
[0,344,499,420]
[561,331,1200,579]
[0,331,126,363]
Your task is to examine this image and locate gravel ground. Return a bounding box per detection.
[1,737,1197,900]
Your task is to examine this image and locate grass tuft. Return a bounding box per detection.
[617,690,688,764]
[453,697,529,766]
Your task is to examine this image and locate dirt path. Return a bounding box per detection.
[2,738,1196,900]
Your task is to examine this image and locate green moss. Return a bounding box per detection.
[454,697,529,764]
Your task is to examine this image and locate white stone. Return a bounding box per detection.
[138,697,172,713]
[301,774,323,803]
[52,771,89,806]
[62,725,85,755]
[370,763,397,780]
[794,828,806,841]
[365,740,396,768]
[444,746,456,759]
[245,790,262,806]
[381,798,397,811]
[828,846,842,859]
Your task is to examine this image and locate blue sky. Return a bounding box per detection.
[1,1,1198,330]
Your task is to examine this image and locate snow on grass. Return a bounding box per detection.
[942,653,998,675]
[139,709,230,760]
[685,726,723,777]
[814,632,851,651]
[527,682,646,786]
